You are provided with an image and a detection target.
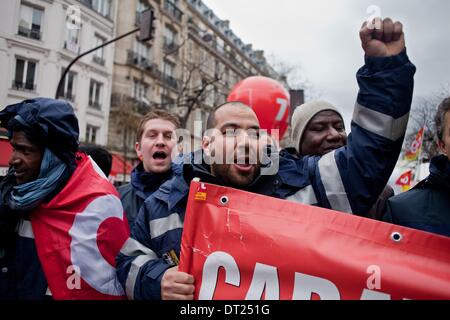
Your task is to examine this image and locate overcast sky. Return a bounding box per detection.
[204,0,450,128]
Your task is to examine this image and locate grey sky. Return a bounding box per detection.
[204,0,450,128]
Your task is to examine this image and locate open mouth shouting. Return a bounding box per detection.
[153,151,168,161]
[233,156,254,174]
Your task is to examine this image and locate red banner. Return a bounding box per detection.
[31,154,129,300]
[180,181,450,300]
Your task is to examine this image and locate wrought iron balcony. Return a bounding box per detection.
[163,0,183,23]
[162,74,178,90]
[93,55,105,66]
[89,100,102,110]
[11,81,35,92]
[18,26,41,40]
[63,41,81,54]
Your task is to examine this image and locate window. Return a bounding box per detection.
[64,20,80,54]
[137,0,150,12]
[132,79,148,102]
[230,73,238,88]
[133,40,151,64]
[161,95,174,108]
[93,35,106,65]
[92,0,111,17]
[164,0,183,22]
[89,80,102,109]
[79,0,110,18]
[58,69,77,101]
[205,84,215,107]
[164,26,177,46]
[18,3,43,40]
[164,61,175,77]
[217,38,225,53]
[163,61,177,89]
[85,125,99,144]
[223,69,230,88]
[13,57,36,91]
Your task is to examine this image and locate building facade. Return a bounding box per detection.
[0,0,117,146]
[108,0,280,156]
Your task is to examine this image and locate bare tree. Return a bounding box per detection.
[175,59,221,128]
[159,37,223,128]
[109,94,142,182]
[267,54,322,101]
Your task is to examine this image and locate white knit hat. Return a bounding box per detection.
[291,100,343,153]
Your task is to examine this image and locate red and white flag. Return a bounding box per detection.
[396,170,413,192]
[405,127,425,161]
[31,153,130,300]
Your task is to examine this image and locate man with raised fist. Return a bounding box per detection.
[117,17,416,300]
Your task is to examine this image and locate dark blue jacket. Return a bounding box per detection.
[116,51,416,300]
[384,155,450,237]
[118,163,180,227]
[0,210,48,300]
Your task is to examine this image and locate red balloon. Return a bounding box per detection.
[227,76,291,140]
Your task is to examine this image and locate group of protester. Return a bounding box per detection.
[0,17,449,300]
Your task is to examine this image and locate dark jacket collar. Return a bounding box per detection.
[279,149,311,188]
[130,162,177,200]
[153,150,310,211]
[424,155,450,189]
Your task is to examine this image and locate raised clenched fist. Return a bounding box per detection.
[360,18,406,57]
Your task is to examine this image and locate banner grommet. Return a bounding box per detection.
[219,196,229,206]
[390,232,403,243]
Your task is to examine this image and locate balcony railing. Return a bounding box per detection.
[77,0,111,19]
[162,74,178,90]
[11,81,35,92]
[62,93,76,102]
[93,55,105,66]
[89,101,102,110]
[111,94,156,116]
[163,0,183,23]
[163,40,179,55]
[18,26,42,40]
[145,63,162,79]
[127,50,161,79]
[64,41,81,54]
[136,100,152,115]
[127,50,148,66]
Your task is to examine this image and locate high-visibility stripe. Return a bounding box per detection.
[353,103,410,141]
[125,254,158,300]
[318,151,353,214]
[150,213,183,240]
[120,238,156,257]
[17,219,34,239]
[286,185,318,206]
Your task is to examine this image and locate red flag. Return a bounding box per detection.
[180,181,450,300]
[396,170,413,192]
[31,153,130,300]
[405,127,425,161]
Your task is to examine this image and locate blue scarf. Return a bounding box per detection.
[2,148,68,211]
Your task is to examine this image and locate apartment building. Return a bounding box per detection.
[108,0,280,156]
[0,0,116,146]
